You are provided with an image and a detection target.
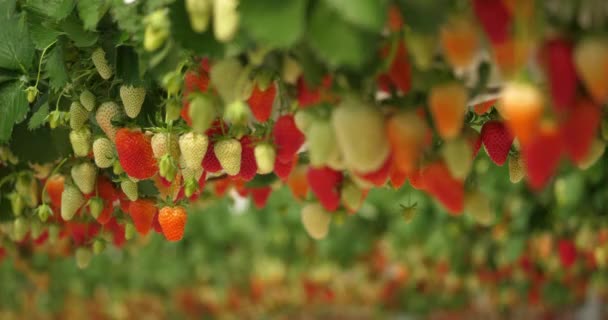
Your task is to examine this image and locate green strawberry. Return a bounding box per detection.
[301,203,331,240]
[294,109,314,134]
[179,132,209,169]
[189,95,216,133]
[71,161,97,195]
[15,173,38,208]
[88,196,104,219]
[121,179,138,201]
[186,0,212,32]
[8,192,24,216]
[213,0,240,42]
[79,90,96,111]
[69,101,89,130]
[61,184,85,221]
[143,9,170,52]
[93,239,106,255]
[214,138,242,176]
[30,218,43,239]
[36,204,52,222]
[254,143,275,174]
[210,58,244,102]
[125,222,136,240]
[341,180,364,213]
[91,48,113,80]
[93,137,115,168]
[70,127,92,157]
[508,154,525,183]
[307,119,338,168]
[441,137,473,179]
[401,204,417,223]
[13,217,29,241]
[120,85,146,118]
[223,100,250,125]
[25,86,38,104]
[75,247,92,269]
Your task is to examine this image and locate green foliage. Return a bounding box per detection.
[0,82,29,143]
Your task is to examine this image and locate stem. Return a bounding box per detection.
[34,40,58,89]
[41,158,68,205]
[55,86,69,111]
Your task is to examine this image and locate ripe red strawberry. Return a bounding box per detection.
[355,155,392,187]
[306,167,343,212]
[96,175,117,225]
[236,136,257,181]
[248,83,276,122]
[297,75,332,108]
[202,141,222,173]
[45,174,64,210]
[472,0,512,45]
[408,168,425,190]
[250,186,272,209]
[106,218,126,248]
[184,70,210,95]
[481,121,513,166]
[273,114,305,163]
[274,154,296,181]
[389,164,407,189]
[522,123,563,190]
[115,128,158,179]
[558,239,577,269]
[560,99,601,163]
[159,206,187,242]
[152,211,163,234]
[383,40,411,93]
[128,199,157,236]
[540,38,578,113]
[421,162,464,215]
[213,177,231,196]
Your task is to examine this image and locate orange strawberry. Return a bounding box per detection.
[158,206,187,242]
[128,199,157,236]
[45,174,65,210]
[408,168,425,190]
[386,110,428,173]
[389,164,408,189]
[440,15,479,69]
[473,99,496,115]
[491,37,532,77]
[421,162,464,215]
[522,122,563,190]
[428,82,468,140]
[287,165,308,200]
[213,177,231,197]
[560,98,601,164]
[499,82,543,146]
[574,38,608,104]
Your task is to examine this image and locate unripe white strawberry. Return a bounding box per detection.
[61,184,85,221]
[70,127,92,157]
[186,0,212,32]
[13,217,29,241]
[332,97,390,173]
[214,138,242,175]
[294,110,314,134]
[79,90,96,111]
[307,119,338,167]
[70,101,89,130]
[93,137,115,168]
[213,0,240,42]
[71,161,97,195]
[120,85,146,118]
[254,143,275,174]
[189,95,217,133]
[179,132,209,169]
[151,132,180,159]
[340,180,364,213]
[441,137,472,179]
[143,9,170,52]
[210,58,244,103]
[121,179,138,201]
[93,239,106,255]
[282,55,302,84]
[301,202,331,240]
[508,154,525,183]
[75,247,92,269]
[95,102,121,142]
[91,48,113,80]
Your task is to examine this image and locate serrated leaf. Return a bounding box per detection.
[77,0,107,30]
[169,0,224,58]
[307,2,376,68]
[27,12,64,49]
[28,102,49,130]
[45,44,69,90]
[9,123,71,164]
[60,14,98,47]
[324,0,388,32]
[240,0,306,48]
[0,9,35,71]
[0,81,29,143]
[25,0,75,21]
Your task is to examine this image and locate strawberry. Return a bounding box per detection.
[274,154,296,181]
[540,38,577,112]
[93,137,115,168]
[522,122,563,190]
[71,161,97,195]
[389,164,408,189]
[96,176,117,224]
[282,55,302,84]
[421,162,464,215]
[384,40,412,93]
[248,83,276,122]
[151,132,180,160]
[332,97,390,173]
[306,166,342,212]
[210,58,244,102]
[120,85,146,118]
[95,102,122,142]
[213,0,239,42]
[237,136,257,181]
[307,119,338,168]
[387,4,403,32]
[408,168,425,190]
[386,110,428,173]
[474,99,496,116]
[464,126,482,157]
[202,142,223,173]
[75,247,92,269]
[128,199,157,236]
[185,0,212,32]
[574,38,608,104]
[115,128,158,180]
[499,82,543,146]
[214,138,242,176]
[121,179,138,201]
[254,143,275,174]
[441,137,473,179]
[188,95,217,133]
[79,90,96,112]
[287,165,308,200]
[341,180,365,213]
[471,0,512,45]
[440,15,479,69]
[465,190,493,226]
[184,70,210,95]
[294,109,314,133]
[45,174,64,210]
[61,184,85,221]
[560,99,601,164]
[481,121,513,166]
[508,154,525,183]
[301,203,331,240]
[273,114,305,163]
[91,48,113,80]
[403,30,437,71]
[69,101,89,130]
[297,76,323,108]
[158,206,188,241]
[558,239,577,269]
[70,127,92,157]
[355,155,392,187]
[178,132,208,169]
[250,186,272,209]
[577,139,605,170]
[428,82,467,140]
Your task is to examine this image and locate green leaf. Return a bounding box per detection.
[169,0,224,58]
[240,0,307,48]
[307,2,376,69]
[25,0,75,21]
[45,44,69,90]
[138,180,159,197]
[27,12,64,49]
[28,101,49,130]
[0,9,35,71]
[115,46,142,86]
[60,14,99,47]
[0,81,29,143]
[324,0,388,32]
[396,0,448,34]
[9,124,71,164]
[77,0,107,30]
